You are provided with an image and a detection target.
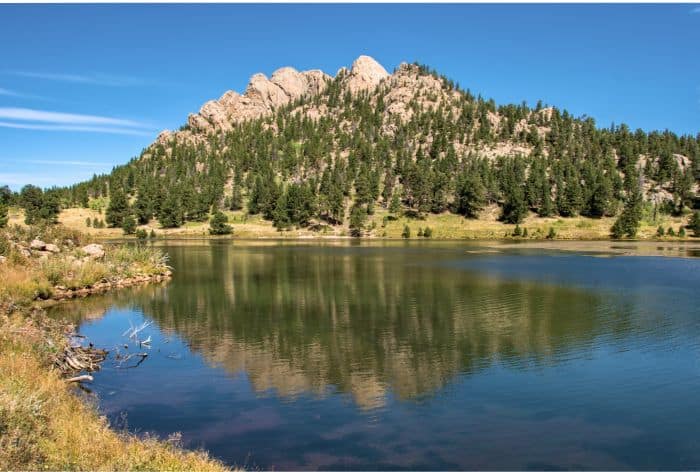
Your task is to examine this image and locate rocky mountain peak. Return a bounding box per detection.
[344,55,390,93]
[156,56,389,147]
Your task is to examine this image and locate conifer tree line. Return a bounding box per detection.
[12,63,700,237]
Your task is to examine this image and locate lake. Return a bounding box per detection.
[50,240,700,470]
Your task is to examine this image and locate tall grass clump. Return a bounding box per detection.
[0,312,228,471]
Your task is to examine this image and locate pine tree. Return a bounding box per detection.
[229,185,243,211]
[19,185,45,224]
[349,204,366,237]
[690,211,700,237]
[134,191,154,225]
[0,202,8,228]
[106,190,130,228]
[455,171,485,218]
[389,191,401,216]
[159,193,184,228]
[122,215,137,235]
[611,184,643,239]
[209,211,233,235]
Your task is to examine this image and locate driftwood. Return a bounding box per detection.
[65,374,94,383]
[115,352,148,369]
[54,342,108,375]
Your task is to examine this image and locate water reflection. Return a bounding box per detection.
[54,242,690,410]
[49,242,700,469]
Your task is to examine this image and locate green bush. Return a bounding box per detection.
[209,211,232,235]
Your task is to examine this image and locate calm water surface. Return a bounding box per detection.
[51,241,700,470]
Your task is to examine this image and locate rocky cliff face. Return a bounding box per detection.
[156,55,392,146]
[149,54,695,186]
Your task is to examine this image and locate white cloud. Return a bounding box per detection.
[0,172,58,187]
[8,71,152,87]
[0,107,146,128]
[0,87,20,97]
[0,121,152,136]
[0,107,155,135]
[0,87,46,100]
[24,159,113,167]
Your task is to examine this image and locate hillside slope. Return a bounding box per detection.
[61,55,700,238]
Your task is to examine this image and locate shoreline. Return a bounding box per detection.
[103,236,700,259]
[0,225,229,471]
[44,271,172,304]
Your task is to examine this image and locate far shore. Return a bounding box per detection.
[97,234,700,259]
[9,205,694,244]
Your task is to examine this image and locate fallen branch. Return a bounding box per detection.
[66,374,94,383]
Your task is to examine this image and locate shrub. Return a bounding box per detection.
[122,215,137,235]
[691,211,700,237]
[423,227,433,238]
[656,226,665,237]
[349,205,366,237]
[401,225,411,239]
[209,211,232,235]
[0,203,8,228]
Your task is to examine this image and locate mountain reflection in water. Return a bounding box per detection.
[51,241,700,470]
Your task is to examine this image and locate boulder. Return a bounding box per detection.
[81,243,105,259]
[30,239,46,251]
[344,55,389,94]
[0,255,6,264]
[44,243,60,253]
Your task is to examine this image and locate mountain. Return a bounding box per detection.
[62,55,699,236]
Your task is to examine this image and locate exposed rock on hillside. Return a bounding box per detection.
[343,55,390,93]
[179,67,332,137]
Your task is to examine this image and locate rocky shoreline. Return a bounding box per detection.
[48,270,173,302]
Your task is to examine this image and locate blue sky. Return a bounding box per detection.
[1,4,699,190]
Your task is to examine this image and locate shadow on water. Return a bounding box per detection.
[51,241,700,470]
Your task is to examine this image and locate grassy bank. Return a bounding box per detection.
[0,225,228,471]
[0,224,170,307]
[16,205,693,241]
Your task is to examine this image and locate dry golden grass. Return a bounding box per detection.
[11,206,694,241]
[0,225,170,307]
[0,312,228,471]
[0,224,230,471]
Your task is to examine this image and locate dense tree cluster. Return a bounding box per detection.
[24,64,700,237]
[0,186,11,228]
[18,185,60,225]
[209,210,232,235]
